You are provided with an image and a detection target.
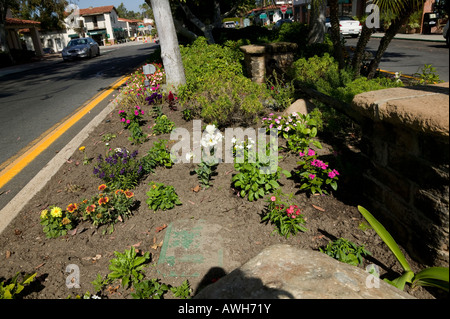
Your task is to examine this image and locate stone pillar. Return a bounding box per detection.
[30,26,43,57]
[240,44,266,83]
[351,83,449,267]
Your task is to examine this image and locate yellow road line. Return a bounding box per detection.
[378,69,421,80]
[0,75,129,189]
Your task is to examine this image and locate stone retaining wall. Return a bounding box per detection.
[240,42,298,83]
[351,83,449,267]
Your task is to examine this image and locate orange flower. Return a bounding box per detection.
[86,204,96,214]
[62,217,71,225]
[124,190,134,198]
[115,189,124,195]
[66,203,78,213]
[98,196,109,206]
[98,184,107,191]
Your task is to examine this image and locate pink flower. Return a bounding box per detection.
[328,171,336,179]
[332,169,340,176]
[141,110,144,115]
[307,149,315,156]
[121,118,126,122]
[126,119,131,124]
[134,110,139,116]
[299,152,305,157]
[270,196,276,202]
[309,174,315,180]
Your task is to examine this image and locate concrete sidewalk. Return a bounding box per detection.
[372,32,446,42]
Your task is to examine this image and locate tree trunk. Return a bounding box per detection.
[329,0,345,69]
[366,2,420,79]
[308,0,326,44]
[351,23,374,77]
[148,0,186,89]
[179,2,216,44]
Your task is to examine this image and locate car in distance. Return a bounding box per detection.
[325,16,362,37]
[61,37,100,61]
[273,19,293,30]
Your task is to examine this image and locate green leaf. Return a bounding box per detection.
[413,267,449,291]
[357,206,412,272]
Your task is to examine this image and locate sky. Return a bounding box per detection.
[73,0,147,13]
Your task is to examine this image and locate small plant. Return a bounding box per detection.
[294,148,339,195]
[40,206,76,238]
[262,111,323,153]
[182,108,193,121]
[231,139,290,202]
[262,190,307,238]
[118,105,147,144]
[266,72,295,111]
[93,148,147,190]
[193,124,222,188]
[170,280,191,299]
[358,206,449,292]
[77,184,136,233]
[320,238,371,266]
[142,139,174,173]
[131,279,169,299]
[107,248,151,289]
[152,114,175,135]
[413,64,443,85]
[146,182,182,211]
[0,272,36,299]
[78,146,91,165]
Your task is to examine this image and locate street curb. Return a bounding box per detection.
[0,92,121,235]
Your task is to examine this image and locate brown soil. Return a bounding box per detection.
[0,95,444,300]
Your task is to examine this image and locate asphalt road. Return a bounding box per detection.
[346,37,449,82]
[0,42,159,210]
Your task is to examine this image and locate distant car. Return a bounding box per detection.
[325,16,362,37]
[223,21,236,28]
[61,37,100,61]
[443,21,449,47]
[273,19,292,30]
[43,47,55,54]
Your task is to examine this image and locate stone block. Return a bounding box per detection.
[194,245,415,299]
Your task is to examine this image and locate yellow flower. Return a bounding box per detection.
[50,207,63,218]
[40,209,48,219]
[62,217,71,225]
[79,146,86,152]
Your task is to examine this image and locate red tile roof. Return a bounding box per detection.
[6,17,41,26]
[79,5,116,16]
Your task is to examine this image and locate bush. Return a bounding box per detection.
[179,37,271,127]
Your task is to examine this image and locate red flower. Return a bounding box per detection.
[98,197,109,206]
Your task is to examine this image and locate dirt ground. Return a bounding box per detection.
[0,94,445,300]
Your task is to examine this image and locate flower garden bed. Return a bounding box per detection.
[0,64,442,300]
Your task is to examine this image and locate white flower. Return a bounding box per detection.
[205,124,217,135]
[248,137,255,145]
[185,152,194,161]
[231,137,237,144]
[292,112,298,117]
[277,126,282,131]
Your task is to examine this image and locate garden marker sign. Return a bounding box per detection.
[280,5,288,14]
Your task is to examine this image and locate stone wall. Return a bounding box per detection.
[240,42,298,83]
[351,83,449,267]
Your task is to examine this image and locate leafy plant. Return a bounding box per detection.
[146,182,182,211]
[262,190,307,238]
[357,206,449,292]
[266,72,295,111]
[131,279,169,299]
[231,140,290,202]
[77,185,136,233]
[107,248,151,289]
[118,105,146,144]
[413,64,443,85]
[262,111,323,153]
[40,206,76,238]
[152,114,175,135]
[93,148,147,190]
[294,148,339,195]
[142,139,174,173]
[195,160,218,189]
[0,272,36,299]
[320,238,371,266]
[170,280,191,299]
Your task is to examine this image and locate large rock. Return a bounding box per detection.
[282,99,314,117]
[194,244,415,299]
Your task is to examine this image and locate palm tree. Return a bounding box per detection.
[351,0,425,79]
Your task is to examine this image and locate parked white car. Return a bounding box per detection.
[325,16,362,38]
